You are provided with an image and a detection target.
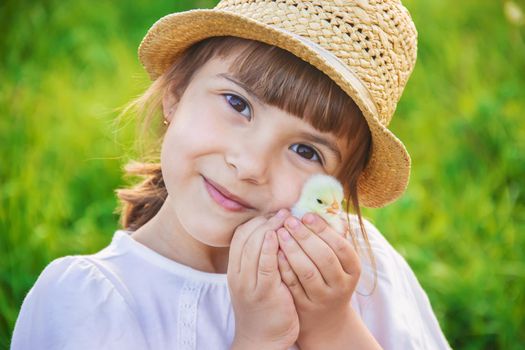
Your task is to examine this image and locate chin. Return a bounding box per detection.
[184,218,237,248]
[198,234,233,248]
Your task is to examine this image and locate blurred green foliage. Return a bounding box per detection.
[1,0,524,349]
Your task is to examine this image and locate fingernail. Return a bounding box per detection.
[286,217,299,229]
[276,209,288,218]
[303,213,315,225]
[278,228,291,241]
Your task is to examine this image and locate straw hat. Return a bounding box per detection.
[138,0,418,208]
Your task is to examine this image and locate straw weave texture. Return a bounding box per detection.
[215,0,417,127]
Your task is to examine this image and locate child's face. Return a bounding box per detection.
[160,53,347,248]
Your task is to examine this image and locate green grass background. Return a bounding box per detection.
[1,0,524,348]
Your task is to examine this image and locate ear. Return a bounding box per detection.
[162,86,179,123]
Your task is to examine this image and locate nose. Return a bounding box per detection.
[225,138,272,184]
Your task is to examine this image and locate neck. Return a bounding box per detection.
[130,196,230,274]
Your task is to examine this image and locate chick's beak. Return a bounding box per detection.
[326,201,340,215]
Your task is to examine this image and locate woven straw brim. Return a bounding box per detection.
[139,10,411,208]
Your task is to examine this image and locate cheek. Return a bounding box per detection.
[160,114,223,174]
[269,171,310,211]
[160,129,186,185]
[167,110,230,161]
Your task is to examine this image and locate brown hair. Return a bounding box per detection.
[116,36,375,277]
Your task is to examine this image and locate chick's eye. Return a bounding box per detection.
[290,144,322,164]
[316,199,323,204]
[224,94,251,120]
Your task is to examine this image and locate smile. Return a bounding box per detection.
[203,176,252,212]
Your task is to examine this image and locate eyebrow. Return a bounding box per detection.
[217,73,342,163]
[216,73,263,104]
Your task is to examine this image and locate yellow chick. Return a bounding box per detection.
[291,174,348,236]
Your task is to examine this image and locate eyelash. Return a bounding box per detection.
[224,93,252,120]
[290,144,323,164]
[223,93,324,165]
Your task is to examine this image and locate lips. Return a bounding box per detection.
[203,176,254,211]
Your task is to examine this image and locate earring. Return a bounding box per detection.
[163,119,169,126]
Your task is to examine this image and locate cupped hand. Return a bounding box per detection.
[276,212,361,342]
[227,209,300,350]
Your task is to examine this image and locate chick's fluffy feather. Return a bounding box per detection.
[291,174,347,235]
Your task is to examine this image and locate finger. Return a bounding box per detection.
[307,214,361,277]
[277,249,307,301]
[239,209,290,288]
[303,212,349,239]
[228,215,268,275]
[302,212,329,234]
[256,230,280,290]
[284,216,343,287]
[277,227,324,299]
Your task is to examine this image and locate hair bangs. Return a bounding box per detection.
[180,36,366,149]
[223,38,364,148]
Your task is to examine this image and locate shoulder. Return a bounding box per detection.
[11,255,148,349]
[348,215,425,304]
[29,232,141,306]
[348,216,409,280]
[348,216,451,349]
[16,255,129,321]
[39,255,108,284]
[28,255,123,303]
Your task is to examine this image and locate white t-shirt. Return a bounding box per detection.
[11,218,451,350]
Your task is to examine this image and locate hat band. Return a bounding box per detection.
[278,27,380,121]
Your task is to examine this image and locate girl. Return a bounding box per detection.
[11,1,451,349]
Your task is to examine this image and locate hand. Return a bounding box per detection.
[276,212,361,344]
[228,209,300,350]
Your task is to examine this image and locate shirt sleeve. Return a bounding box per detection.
[11,256,149,350]
[352,218,452,350]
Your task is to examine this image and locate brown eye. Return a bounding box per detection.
[224,94,251,120]
[290,144,322,164]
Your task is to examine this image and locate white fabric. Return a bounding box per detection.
[11,219,451,350]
